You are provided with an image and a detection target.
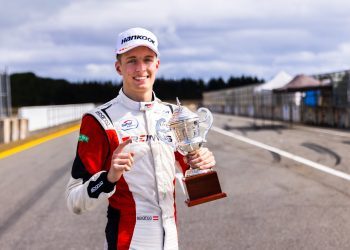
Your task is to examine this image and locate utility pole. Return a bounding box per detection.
[0,68,12,117]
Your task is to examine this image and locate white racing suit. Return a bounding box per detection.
[66,89,188,250]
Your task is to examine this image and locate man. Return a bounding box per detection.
[66,27,216,250]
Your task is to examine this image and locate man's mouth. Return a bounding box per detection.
[134,76,149,80]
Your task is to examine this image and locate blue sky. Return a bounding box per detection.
[1,0,350,82]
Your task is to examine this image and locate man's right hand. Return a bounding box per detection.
[107,139,134,183]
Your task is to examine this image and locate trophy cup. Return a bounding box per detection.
[156,98,227,207]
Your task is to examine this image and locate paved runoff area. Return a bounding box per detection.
[1,114,350,249]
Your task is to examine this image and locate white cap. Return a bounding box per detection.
[115,27,159,56]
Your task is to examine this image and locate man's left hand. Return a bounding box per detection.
[186,147,216,170]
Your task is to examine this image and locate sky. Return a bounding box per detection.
[1,0,350,83]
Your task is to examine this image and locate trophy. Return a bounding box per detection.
[156,98,227,207]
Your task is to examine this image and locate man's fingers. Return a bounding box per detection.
[113,152,133,160]
[198,161,216,170]
[188,149,212,164]
[187,148,209,160]
[191,157,214,168]
[186,147,215,169]
[112,157,133,167]
[114,139,132,154]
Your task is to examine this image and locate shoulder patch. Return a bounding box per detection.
[95,110,112,127]
[78,134,89,142]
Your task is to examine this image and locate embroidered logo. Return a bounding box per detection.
[78,134,89,143]
[91,181,103,193]
[121,134,172,143]
[136,215,160,221]
[120,118,139,131]
[122,134,158,143]
[121,35,155,45]
[95,110,111,127]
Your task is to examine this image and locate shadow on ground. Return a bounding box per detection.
[223,122,288,135]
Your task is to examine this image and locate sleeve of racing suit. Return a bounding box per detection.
[66,115,116,214]
[174,151,190,175]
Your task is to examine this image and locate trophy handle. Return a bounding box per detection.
[197,107,213,141]
[156,118,176,148]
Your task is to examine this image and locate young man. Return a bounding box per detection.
[66,27,216,250]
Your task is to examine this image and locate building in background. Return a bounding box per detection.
[203,69,350,128]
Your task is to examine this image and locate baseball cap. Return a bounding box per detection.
[115,27,159,56]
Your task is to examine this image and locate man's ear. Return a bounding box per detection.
[155,59,160,69]
[115,61,122,75]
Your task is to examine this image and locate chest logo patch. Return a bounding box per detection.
[120,117,139,131]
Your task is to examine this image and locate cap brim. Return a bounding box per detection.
[116,44,159,57]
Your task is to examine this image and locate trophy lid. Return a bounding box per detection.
[169,98,198,125]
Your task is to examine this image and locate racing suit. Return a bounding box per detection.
[66,89,189,250]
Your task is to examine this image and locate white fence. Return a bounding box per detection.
[18,103,95,131]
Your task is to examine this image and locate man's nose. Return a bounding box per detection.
[136,61,146,71]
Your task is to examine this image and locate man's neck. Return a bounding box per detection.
[122,88,153,102]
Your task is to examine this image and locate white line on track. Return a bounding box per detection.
[212,126,350,181]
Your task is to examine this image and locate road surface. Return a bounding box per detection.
[1,114,350,249]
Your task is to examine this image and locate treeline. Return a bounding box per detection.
[10,72,264,107]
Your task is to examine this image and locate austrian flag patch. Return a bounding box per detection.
[136,215,160,221]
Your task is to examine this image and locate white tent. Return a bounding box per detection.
[254,71,293,92]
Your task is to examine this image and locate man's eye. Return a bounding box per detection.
[127,59,136,64]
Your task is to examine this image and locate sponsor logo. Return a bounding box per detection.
[121,35,155,45]
[121,118,139,131]
[122,134,159,143]
[165,135,173,143]
[95,111,111,126]
[140,103,154,111]
[78,134,89,143]
[122,134,172,143]
[91,181,103,193]
[144,103,153,110]
[137,215,159,221]
[153,110,172,118]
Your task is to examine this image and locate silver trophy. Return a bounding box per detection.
[156,98,213,176]
[156,98,226,207]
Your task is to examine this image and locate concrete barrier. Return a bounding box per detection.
[0,118,11,143]
[19,119,29,140]
[18,103,95,131]
[0,117,29,144]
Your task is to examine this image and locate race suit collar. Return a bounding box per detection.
[118,89,157,111]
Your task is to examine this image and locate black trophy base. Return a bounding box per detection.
[183,170,227,207]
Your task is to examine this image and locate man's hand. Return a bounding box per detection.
[107,139,134,183]
[186,147,216,170]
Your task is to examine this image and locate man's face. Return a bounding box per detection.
[115,46,160,100]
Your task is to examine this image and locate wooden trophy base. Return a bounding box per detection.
[183,170,227,207]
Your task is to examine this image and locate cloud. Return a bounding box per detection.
[1,0,350,81]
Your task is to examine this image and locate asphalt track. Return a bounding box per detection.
[1,114,350,249]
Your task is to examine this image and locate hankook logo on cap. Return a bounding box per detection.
[121,35,155,45]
